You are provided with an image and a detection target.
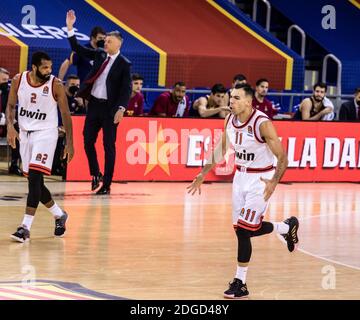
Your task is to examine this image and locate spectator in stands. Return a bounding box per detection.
[192,83,230,118]
[65,74,86,115]
[293,82,333,121]
[58,26,106,82]
[339,87,360,121]
[0,67,22,175]
[126,73,144,116]
[224,74,247,106]
[150,82,190,117]
[252,78,277,119]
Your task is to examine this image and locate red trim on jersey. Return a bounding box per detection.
[235,216,264,231]
[224,113,232,129]
[16,73,23,96]
[232,108,256,129]
[23,171,28,177]
[51,77,57,101]
[253,115,270,144]
[236,165,275,173]
[29,164,51,175]
[26,71,50,88]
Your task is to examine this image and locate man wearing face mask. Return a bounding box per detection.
[58,26,106,82]
[66,10,131,195]
[0,67,22,175]
[339,88,360,122]
[293,82,333,121]
[65,74,85,114]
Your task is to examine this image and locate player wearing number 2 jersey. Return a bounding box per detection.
[187,84,299,299]
[6,51,74,243]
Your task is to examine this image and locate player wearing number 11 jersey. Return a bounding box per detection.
[187,84,299,299]
[6,51,74,242]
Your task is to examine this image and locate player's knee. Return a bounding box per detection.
[27,169,43,208]
[235,227,251,240]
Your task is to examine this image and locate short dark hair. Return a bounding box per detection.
[211,83,227,95]
[106,30,123,41]
[90,26,106,38]
[132,73,144,81]
[31,51,51,67]
[66,74,80,81]
[313,82,327,92]
[354,87,360,95]
[234,84,255,98]
[174,81,186,88]
[256,78,269,86]
[233,74,247,82]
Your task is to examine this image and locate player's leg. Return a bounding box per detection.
[224,226,251,299]
[248,172,299,251]
[224,171,250,299]
[39,175,68,237]
[11,130,31,242]
[32,128,69,237]
[11,169,42,242]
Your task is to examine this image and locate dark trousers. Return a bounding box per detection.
[83,97,118,187]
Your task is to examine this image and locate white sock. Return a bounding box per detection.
[48,202,64,219]
[22,214,34,230]
[235,266,248,283]
[273,222,289,235]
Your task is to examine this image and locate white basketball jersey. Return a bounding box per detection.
[226,109,274,169]
[17,71,58,131]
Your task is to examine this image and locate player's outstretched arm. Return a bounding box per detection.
[259,120,288,201]
[5,74,21,148]
[187,114,230,195]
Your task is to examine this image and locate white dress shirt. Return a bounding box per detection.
[91,51,120,100]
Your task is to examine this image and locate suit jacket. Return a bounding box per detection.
[68,35,132,116]
[339,100,358,121]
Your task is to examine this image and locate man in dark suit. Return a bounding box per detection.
[66,10,131,194]
[339,88,360,121]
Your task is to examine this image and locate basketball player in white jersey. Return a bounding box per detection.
[6,51,74,242]
[187,84,299,299]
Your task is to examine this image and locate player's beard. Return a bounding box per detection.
[36,68,50,82]
[313,95,323,102]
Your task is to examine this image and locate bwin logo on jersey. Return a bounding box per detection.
[235,149,255,161]
[19,107,47,120]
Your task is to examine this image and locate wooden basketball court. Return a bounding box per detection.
[0,174,359,300]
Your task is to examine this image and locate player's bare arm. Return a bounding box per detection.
[197,97,221,118]
[259,120,288,201]
[5,74,21,149]
[54,78,74,162]
[301,98,332,121]
[187,114,230,195]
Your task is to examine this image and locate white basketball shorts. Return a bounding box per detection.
[19,128,58,176]
[232,167,275,231]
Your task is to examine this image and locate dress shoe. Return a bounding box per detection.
[96,185,111,195]
[91,172,103,191]
[8,165,23,176]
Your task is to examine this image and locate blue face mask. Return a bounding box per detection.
[96,39,105,48]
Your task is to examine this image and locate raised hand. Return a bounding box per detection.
[66,10,76,30]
